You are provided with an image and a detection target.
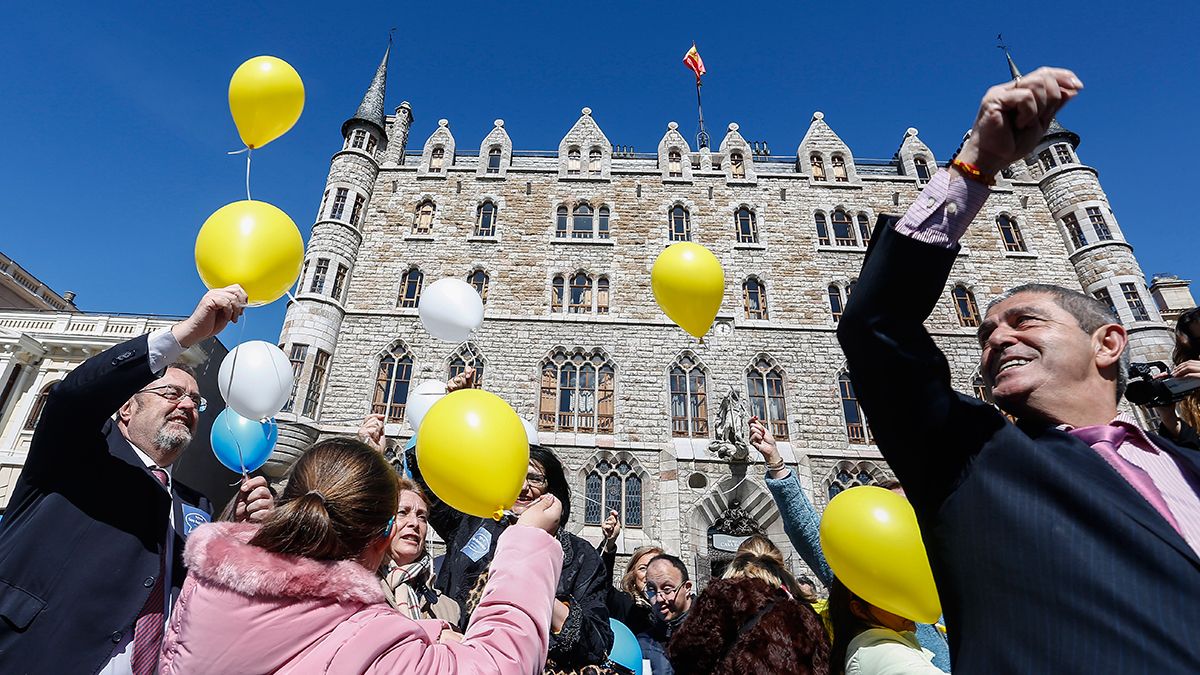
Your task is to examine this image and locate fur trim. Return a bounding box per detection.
[183,522,385,605]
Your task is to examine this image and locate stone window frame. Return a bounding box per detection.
[475,200,499,238]
[580,450,648,528]
[549,270,610,315]
[667,202,693,242]
[951,283,982,328]
[466,268,489,305]
[831,153,849,182]
[309,258,330,294]
[429,146,446,173]
[742,275,770,321]
[837,370,874,446]
[994,211,1029,253]
[827,278,857,324]
[1053,143,1075,166]
[371,340,416,424]
[281,344,308,413]
[397,266,425,309]
[553,200,613,240]
[809,153,827,182]
[567,147,582,175]
[1084,276,1158,325]
[485,146,503,174]
[411,199,438,235]
[447,342,486,388]
[537,346,617,434]
[588,147,603,176]
[301,349,331,418]
[746,354,789,440]
[822,459,889,503]
[331,263,349,303]
[913,156,932,184]
[1055,200,1120,254]
[733,204,759,244]
[668,350,710,439]
[22,380,59,431]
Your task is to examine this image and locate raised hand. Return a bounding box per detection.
[233,475,275,523]
[601,509,621,545]
[446,366,476,393]
[356,414,387,453]
[957,67,1083,177]
[171,285,248,348]
[516,494,562,536]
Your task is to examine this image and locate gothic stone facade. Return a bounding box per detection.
[272,58,1176,588]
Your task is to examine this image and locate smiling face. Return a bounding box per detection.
[510,459,548,515]
[118,367,200,466]
[978,291,1124,423]
[388,490,429,565]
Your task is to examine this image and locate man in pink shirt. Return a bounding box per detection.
[839,67,1200,673]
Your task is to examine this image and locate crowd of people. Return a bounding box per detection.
[0,65,1198,674]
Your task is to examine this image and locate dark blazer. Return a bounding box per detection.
[837,225,1200,674]
[0,335,213,674]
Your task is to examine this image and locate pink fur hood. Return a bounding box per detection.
[161,521,565,674]
[181,521,385,605]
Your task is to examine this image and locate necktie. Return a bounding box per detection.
[1070,424,1182,533]
[131,467,169,675]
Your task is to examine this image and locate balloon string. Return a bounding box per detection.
[229,310,251,480]
[227,146,252,201]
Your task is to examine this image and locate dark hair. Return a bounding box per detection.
[668,577,830,675]
[649,553,690,583]
[987,283,1130,401]
[249,437,398,561]
[827,578,873,675]
[529,445,571,525]
[797,575,815,587]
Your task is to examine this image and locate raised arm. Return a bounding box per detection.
[837,68,1082,512]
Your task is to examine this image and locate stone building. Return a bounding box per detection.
[271,49,1179,587]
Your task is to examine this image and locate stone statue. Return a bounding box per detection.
[709,386,751,462]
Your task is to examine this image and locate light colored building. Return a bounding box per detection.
[271,49,1178,586]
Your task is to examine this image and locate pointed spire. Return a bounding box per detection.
[342,40,390,138]
[997,34,1021,80]
[998,35,1079,148]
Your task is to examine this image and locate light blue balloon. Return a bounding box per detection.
[211,408,278,473]
[608,618,642,674]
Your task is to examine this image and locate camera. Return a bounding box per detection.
[1125,362,1200,407]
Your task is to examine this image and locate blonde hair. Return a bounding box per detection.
[723,534,807,600]
[621,546,664,600]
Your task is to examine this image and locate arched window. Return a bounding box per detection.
[398,268,424,308]
[856,213,872,247]
[596,276,610,314]
[735,207,757,244]
[839,372,873,444]
[486,147,502,174]
[572,203,594,239]
[583,458,643,527]
[730,152,745,179]
[669,353,708,437]
[913,157,930,183]
[567,148,581,175]
[589,148,602,175]
[475,201,497,237]
[826,461,882,500]
[743,278,768,320]
[831,209,855,246]
[555,205,569,238]
[448,343,484,388]
[669,205,691,241]
[996,214,1026,252]
[413,201,435,234]
[539,349,615,433]
[953,286,981,327]
[372,345,414,423]
[815,212,831,246]
[430,147,445,172]
[828,284,845,323]
[23,381,57,431]
[810,154,826,182]
[550,274,565,312]
[569,272,592,313]
[597,206,610,239]
[467,269,489,304]
[832,155,848,182]
[668,150,683,177]
[747,357,788,440]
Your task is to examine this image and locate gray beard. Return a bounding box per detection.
[155,425,192,454]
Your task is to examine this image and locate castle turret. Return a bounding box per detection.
[1009,54,1176,364]
[270,44,394,475]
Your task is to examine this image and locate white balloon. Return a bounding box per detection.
[406,380,446,432]
[218,341,294,421]
[522,417,539,446]
[418,278,484,343]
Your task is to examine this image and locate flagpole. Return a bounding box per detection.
[695,76,709,149]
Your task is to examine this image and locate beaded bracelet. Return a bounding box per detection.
[951,158,996,187]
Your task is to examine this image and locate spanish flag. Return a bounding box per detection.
[683,43,706,81]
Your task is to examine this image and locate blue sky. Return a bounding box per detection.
[2,1,1196,345]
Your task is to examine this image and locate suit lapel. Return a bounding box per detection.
[1044,428,1200,568]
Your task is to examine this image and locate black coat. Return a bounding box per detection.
[599,543,655,637]
[838,224,1200,673]
[409,448,613,669]
[0,335,213,674]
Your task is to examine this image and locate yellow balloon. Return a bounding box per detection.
[819,486,942,623]
[651,242,725,338]
[195,200,304,306]
[229,56,305,149]
[416,389,530,520]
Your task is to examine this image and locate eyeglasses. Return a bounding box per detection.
[525,473,548,488]
[644,585,682,601]
[137,385,207,412]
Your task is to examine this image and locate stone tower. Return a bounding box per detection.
[270,44,404,475]
[1008,55,1176,363]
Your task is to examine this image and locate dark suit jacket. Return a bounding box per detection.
[838,225,1200,674]
[0,334,213,674]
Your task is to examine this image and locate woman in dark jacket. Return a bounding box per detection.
[408,439,614,671]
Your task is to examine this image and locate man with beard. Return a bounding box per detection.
[0,285,275,674]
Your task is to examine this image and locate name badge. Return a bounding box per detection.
[461,526,492,562]
[181,504,211,536]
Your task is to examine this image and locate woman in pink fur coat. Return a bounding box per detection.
[159,437,564,674]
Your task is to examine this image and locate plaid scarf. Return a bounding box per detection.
[382,553,434,620]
